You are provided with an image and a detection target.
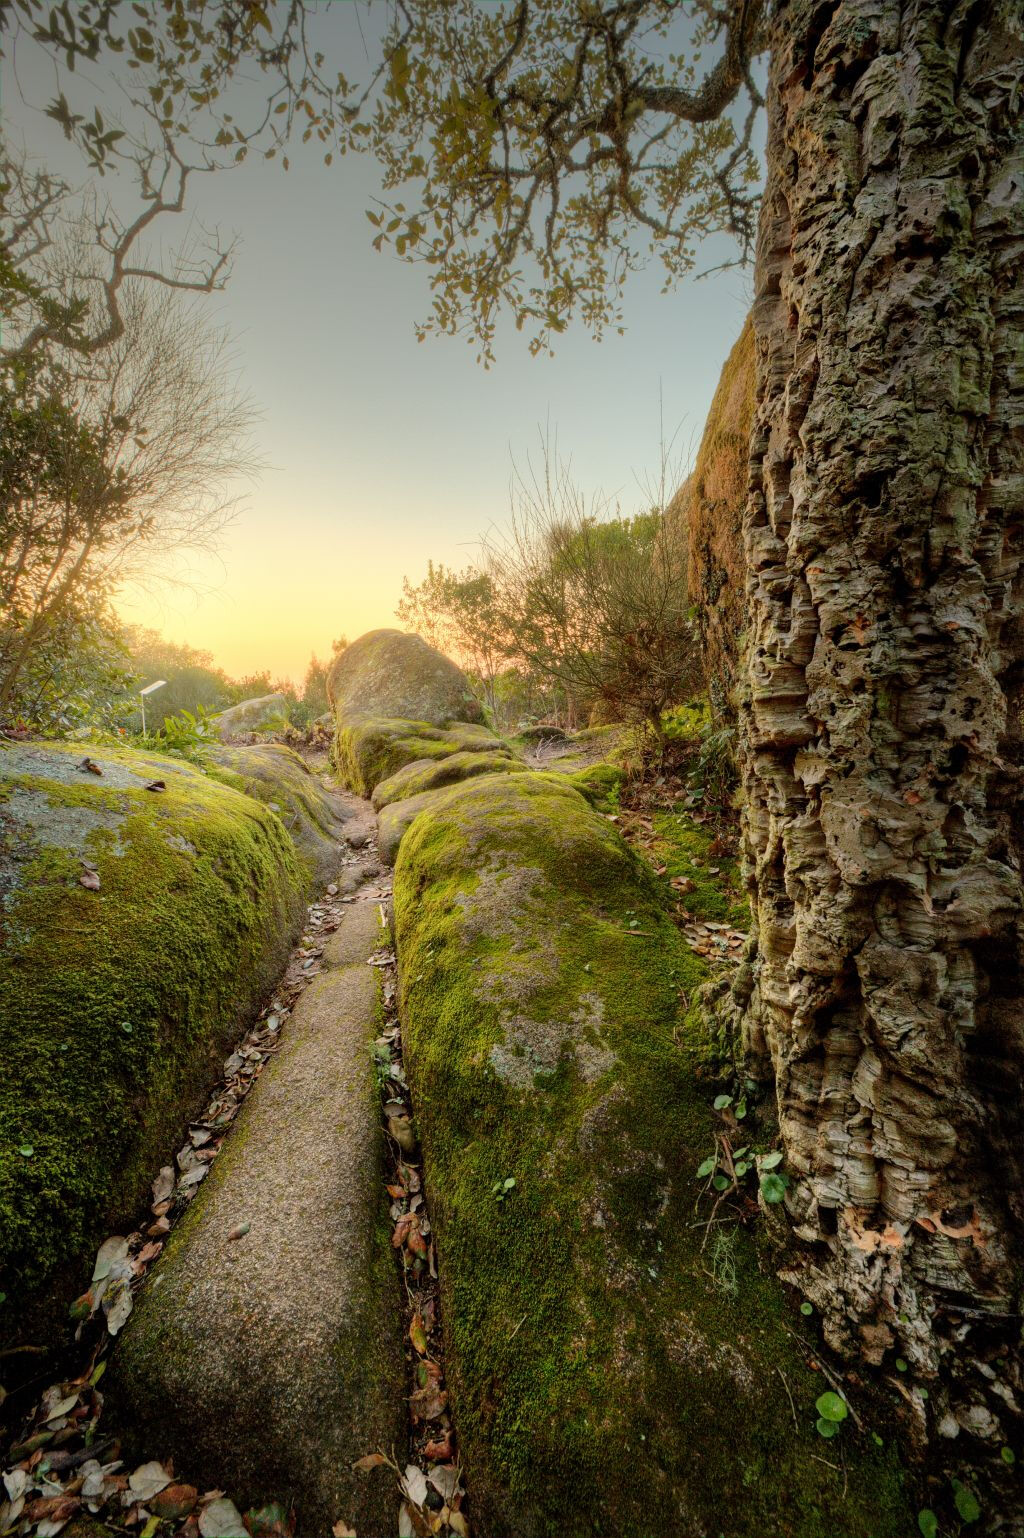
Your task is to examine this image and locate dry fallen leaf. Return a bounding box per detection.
[351,1454,389,1472]
[79,867,101,891]
[332,1524,357,1537]
[409,1312,428,1355]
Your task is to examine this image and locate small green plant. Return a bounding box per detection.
[155,704,215,753]
[951,1480,981,1525]
[706,1225,738,1298]
[917,1511,938,1538]
[815,1391,848,1439]
[492,1176,516,1203]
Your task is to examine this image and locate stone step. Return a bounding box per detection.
[110,894,403,1535]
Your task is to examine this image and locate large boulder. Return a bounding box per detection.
[204,742,352,889]
[335,716,500,800]
[111,899,404,1534]
[0,740,305,1334]
[212,692,288,739]
[328,630,483,730]
[667,319,754,723]
[393,771,912,1537]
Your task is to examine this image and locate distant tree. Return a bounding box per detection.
[396,562,508,715]
[301,636,347,721]
[0,143,258,724]
[487,449,700,733]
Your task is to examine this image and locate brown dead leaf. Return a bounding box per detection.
[79,867,101,891]
[352,1453,389,1472]
[136,1240,162,1265]
[150,1484,198,1520]
[332,1524,357,1537]
[145,780,167,792]
[79,757,103,776]
[409,1384,448,1423]
[423,1432,454,1462]
[392,1213,416,1249]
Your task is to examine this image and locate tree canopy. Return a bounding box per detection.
[3,1,765,360]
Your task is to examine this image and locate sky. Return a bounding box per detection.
[3,4,756,686]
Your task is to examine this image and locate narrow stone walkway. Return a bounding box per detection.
[111,835,406,1535]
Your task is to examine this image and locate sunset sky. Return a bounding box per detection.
[4,5,753,686]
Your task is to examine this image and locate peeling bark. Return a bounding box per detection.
[740,0,1024,1369]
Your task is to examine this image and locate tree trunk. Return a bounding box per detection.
[739,0,1024,1372]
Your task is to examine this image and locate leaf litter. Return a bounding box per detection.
[351,930,470,1537]
[0,814,388,1538]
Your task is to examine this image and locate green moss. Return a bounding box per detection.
[0,739,304,1331]
[372,747,521,810]
[649,807,749,929]
[333,715,501,797]
[202,742,347,890]
[568,762,623,814]
[393,772,911,1538]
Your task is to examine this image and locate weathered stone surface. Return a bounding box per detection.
[667,318,754,723]
[371,747,520,811]
[393,771,911,1537]
[738,0,1024,1358]
[328,629,482,729]
[212,693,288,739]
[110,898,403,1535]
[204,742,351,889]
[335,715,499,799]
[0,740,304,1331]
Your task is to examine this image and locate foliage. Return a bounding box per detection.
[0,593,135,736]
[0,141,258,725]
[5,2,766,363]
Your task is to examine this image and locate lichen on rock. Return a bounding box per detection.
[392,770,911,1537]
[328,629,483,729]
[0,739,305,1333]
[204,741,351,889]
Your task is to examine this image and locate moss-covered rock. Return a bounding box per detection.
[0,739,305,1334]
[204,742,350,890]
[328,629,483,728]
[393,772,911,1538]
[334,715,500,799]
[371,747,520,811]
[212,692,289,739]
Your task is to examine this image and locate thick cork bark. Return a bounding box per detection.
[739,0,1024,1367]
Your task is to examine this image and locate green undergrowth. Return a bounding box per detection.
[650,806,749,928]
[394,771,910,1538]
[0,740,304,1332]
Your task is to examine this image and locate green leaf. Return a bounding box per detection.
[951,1481,981,1524]
[712,1174,730,1191]
[712,1094,732,1111]
[1000,1446,1015,1466]
[734,1160,750,1178]
[18,1145,34,1157]
[895,1357,908,1372]
[800,1301,814,1316]
[695,1156,716,1179]
[760,1150,783,1170]
[759,1172,788,1203]
[735,1098,747,1120]
[917,1511,938,1538]
[815,1391,848,1423]
[816,1417,839,1439]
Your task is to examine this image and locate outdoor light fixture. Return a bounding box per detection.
[139,679,167,735]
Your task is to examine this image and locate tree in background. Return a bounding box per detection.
[396,562,508,715]
[0,144,258,726]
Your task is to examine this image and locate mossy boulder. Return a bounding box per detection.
[212,692,288,739]
[393,772,911,1537]
[328,629,483,729]
[371,747,520,812]
[110,900,403,1534]
[204,742,351,889]
[334,715,500,799]
[0,739,305,1334]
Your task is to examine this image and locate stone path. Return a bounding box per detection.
[111,823,406,1536]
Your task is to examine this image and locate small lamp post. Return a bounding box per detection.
[139,679,167,736]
